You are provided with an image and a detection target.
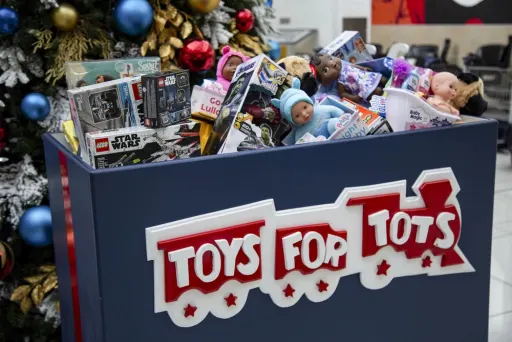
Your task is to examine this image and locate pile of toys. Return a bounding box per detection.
[62,31,489,169]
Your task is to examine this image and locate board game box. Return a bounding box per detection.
[320,31,373,63]
[85,121,201,169]
[142,70,191,128]
[68,76,143,163]
[202,54,291,155]
[65,57,161,89]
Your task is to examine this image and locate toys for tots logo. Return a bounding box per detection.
[146,168,474,328]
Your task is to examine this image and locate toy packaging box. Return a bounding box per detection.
[320,31,373,63]
[85,121,201,169]
[202,54,291,155]
[68,76,143,163]
[357,57,394,78]
[191,85,225,122]
[142,70,191,128]
[65,57,161,89]
[320,96,392,135]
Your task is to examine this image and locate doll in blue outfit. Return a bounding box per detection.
[271,78,348,145]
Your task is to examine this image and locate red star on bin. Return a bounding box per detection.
[377,260,391,276]
[184,304,197,318]
[283,284,295,298]
[225,293,237,307]
[422,256,432,268]
[410,124,417,130]
[317,280,329,293]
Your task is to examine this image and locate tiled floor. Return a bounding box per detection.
[489,151,512,342]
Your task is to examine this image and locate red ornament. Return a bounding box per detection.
[422,256,432,268]
[236,9,255,33]
[283,284,295,297]
[178,39,216,73]
[0,241,14,280]
[377,260,390,276]
[184,304,197,317]
[225,293,237,307]
[317,280,329,292]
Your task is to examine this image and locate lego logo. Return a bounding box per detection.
[95,138,110,152]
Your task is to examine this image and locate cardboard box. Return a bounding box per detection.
[357,57,394,78]
[85,121,201,169]
[67,76,143,163]
[142,70,191,128]
[65,57,160,89]
[320,31,373,63]
[203,54,291,155]
[191,85,225,122]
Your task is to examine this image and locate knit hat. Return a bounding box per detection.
[216,46,250,91]
[271,78,313,126]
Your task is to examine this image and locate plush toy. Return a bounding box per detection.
[310,53,387,104]
[277,56,318,98]
[271,78,347,144]
[427,72,460,115]
[216,46,250,91]
[452,73,488,116]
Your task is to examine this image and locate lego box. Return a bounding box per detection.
[85,121,201,169]
[65,57,161,89]
[68,76,143,163]
[320,31,373,63]
[142,70,192,128]
[202,54,291,155]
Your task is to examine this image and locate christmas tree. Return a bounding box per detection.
[0,0,276,340]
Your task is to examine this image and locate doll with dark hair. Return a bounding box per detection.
[96,75,116,84]
[76,80,87,87]
[311,54,387,104]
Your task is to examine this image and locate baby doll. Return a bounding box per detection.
[427,72,460,115]
[216,46,250,91]
[271,78,347,144]
[311,54,387,103]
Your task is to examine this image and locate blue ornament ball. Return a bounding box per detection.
[268,39,281,61]
[18,206,53,247]
[266,0,273,7]
[21,93,51,121]
[0,7,19,35]
[114,0,153,37]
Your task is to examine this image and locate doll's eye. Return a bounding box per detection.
[323,67,329,74]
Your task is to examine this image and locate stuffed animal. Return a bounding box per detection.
[271,78,347,144]
[216,46,250,91]
[277,56,319,98]
[452,73,488,116]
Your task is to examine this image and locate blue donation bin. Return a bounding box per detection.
[44,118,497,342]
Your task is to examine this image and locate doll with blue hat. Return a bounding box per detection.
[271,78,348,145]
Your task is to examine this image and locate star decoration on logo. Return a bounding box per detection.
[431,117,443,127]
[283,284,295,298]
[422,256,433,268]
[225,293,238,307]
[184,304,197,318]
[409,124,417,130]
[317,280,329,292]
[377,260,391,276]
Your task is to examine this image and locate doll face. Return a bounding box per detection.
[222,56,243,81]
[291,101,314,125]
[314,54,341,86]
[432,73,458,100]
[96,75,105,83]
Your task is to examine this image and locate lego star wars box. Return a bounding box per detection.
[202,54,291,155]
[142,70,191,128]
[85,121,201,169]
[320,31,373,63]
[68,76,143,163]
[65,57,161,89]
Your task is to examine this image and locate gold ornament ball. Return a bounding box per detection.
[188,0,220,14]
[52,4,79,31]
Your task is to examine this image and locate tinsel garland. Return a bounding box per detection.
[201,2,234,50]
[0,155,48,227]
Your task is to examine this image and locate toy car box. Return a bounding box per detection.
[65,57,161,89]
[85,121,201,169]
[68,76,143,163]
[320,31,373,63]
[202,54,291,155]
[142,70,192,128]
[320,96,393,135]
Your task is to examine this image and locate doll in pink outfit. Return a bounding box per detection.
[216,46,250,91]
